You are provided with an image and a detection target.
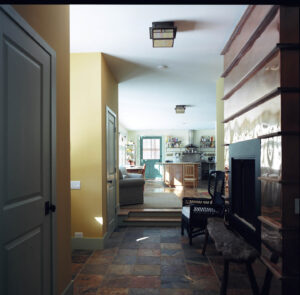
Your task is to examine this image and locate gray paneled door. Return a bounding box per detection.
[0,6,56,295]
[106,107,117,237]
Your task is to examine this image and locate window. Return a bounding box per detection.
[142,138,161,160]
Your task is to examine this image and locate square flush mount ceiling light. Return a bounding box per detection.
[149,22,177,48]
[175,105,186,114]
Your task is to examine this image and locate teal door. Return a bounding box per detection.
[140,136,162,179]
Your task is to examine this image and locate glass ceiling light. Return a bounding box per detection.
[149,22,177,48]
[175,105,186,114]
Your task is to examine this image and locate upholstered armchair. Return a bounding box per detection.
[119,166,145,206]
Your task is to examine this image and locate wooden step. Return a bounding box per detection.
[125,217,181,222]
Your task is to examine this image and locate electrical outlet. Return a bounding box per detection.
[71,181,81,190]
[74,232,83,238]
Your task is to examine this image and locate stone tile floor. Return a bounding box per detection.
[72,226,281,295]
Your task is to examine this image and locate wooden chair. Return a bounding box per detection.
[181,170,225,245]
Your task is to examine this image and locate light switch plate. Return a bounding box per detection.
[71,181,81,190]
[74,232,83,238]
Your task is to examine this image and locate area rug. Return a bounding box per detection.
[121,192,181,209]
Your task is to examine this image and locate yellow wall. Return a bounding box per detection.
[216,78,224,170]
[70,53,118,238]
[70,53,103,237]
[101,55,119,231]
[13,5,71,294]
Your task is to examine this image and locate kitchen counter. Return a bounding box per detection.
[162,162,199,187]
[161,162,200,165]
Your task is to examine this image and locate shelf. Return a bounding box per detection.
[258,216,282,231]
[260,255,283,280]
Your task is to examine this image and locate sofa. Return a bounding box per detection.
[119,166,145,206]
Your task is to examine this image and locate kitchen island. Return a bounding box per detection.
[162,162,199,188]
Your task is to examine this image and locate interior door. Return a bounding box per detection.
[0,6,56,295]
[140,136,162,179]
[106,107,117,237]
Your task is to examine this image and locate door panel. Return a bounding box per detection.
[106,107,117,236]
[0,7,54,295]
[140,136,162,179]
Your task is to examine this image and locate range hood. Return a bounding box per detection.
[184,130,198,149]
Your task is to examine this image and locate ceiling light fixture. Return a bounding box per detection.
[175,105,186,114]
[149,22,177,48]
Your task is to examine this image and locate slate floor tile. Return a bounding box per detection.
[129,288,159,295]
[160,275,192,289]
[136,256,160,265]
[189,277,220,291]
[100,276,132,288]
[72,263,83,279]
[81,264,108,275]
[96,288,129,295]
[113,255,137,265]
[133,265,161,276]
[74,274,104,289]
[120,242,140,249]
[93,248,118,257]
[160,256,185,265]
[128,276,160,288]
[161,264,187,276]
[160,236,182,243]
[72,255,92,264]
[186,264,215,278]
[160,243,182,250]
[88,255,115,265]
[137,249,161,257]
[118,249,138,256]
[161,248,184,257]
[159,289,193,295]
[73,286,99,295]
[107,265,134,276]
[138,242,161,249]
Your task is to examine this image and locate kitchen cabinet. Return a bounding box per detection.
[163,163,198,187]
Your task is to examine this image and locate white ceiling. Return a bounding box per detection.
[70,5,247,130]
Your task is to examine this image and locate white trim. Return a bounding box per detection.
[0,5,57,295]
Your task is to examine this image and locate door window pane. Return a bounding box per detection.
[142,138,160,160]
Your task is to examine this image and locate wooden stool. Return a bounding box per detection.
[203,218,259,295]
[183,177,198,188]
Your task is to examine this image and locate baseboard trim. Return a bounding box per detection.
[61,280,73,295]
[71,233,108,250]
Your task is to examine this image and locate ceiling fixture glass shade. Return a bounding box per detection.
[149,22,177,48]
[175,105,185,114]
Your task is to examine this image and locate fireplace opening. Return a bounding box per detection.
[232,159,256,227]
[229,139,261,251]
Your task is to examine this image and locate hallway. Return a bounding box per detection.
[72,226,280,295]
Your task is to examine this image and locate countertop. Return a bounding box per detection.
[160,162,201,165]
[160,161,216,165]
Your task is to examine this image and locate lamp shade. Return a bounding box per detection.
[175,105,186,114]
[150,22,177,48]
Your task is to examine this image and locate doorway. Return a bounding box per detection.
[140,136,162,179]
[106,106,117,237]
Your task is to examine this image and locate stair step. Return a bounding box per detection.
[125,217,181,222]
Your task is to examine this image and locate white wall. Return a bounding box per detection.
[119,123,129,166]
